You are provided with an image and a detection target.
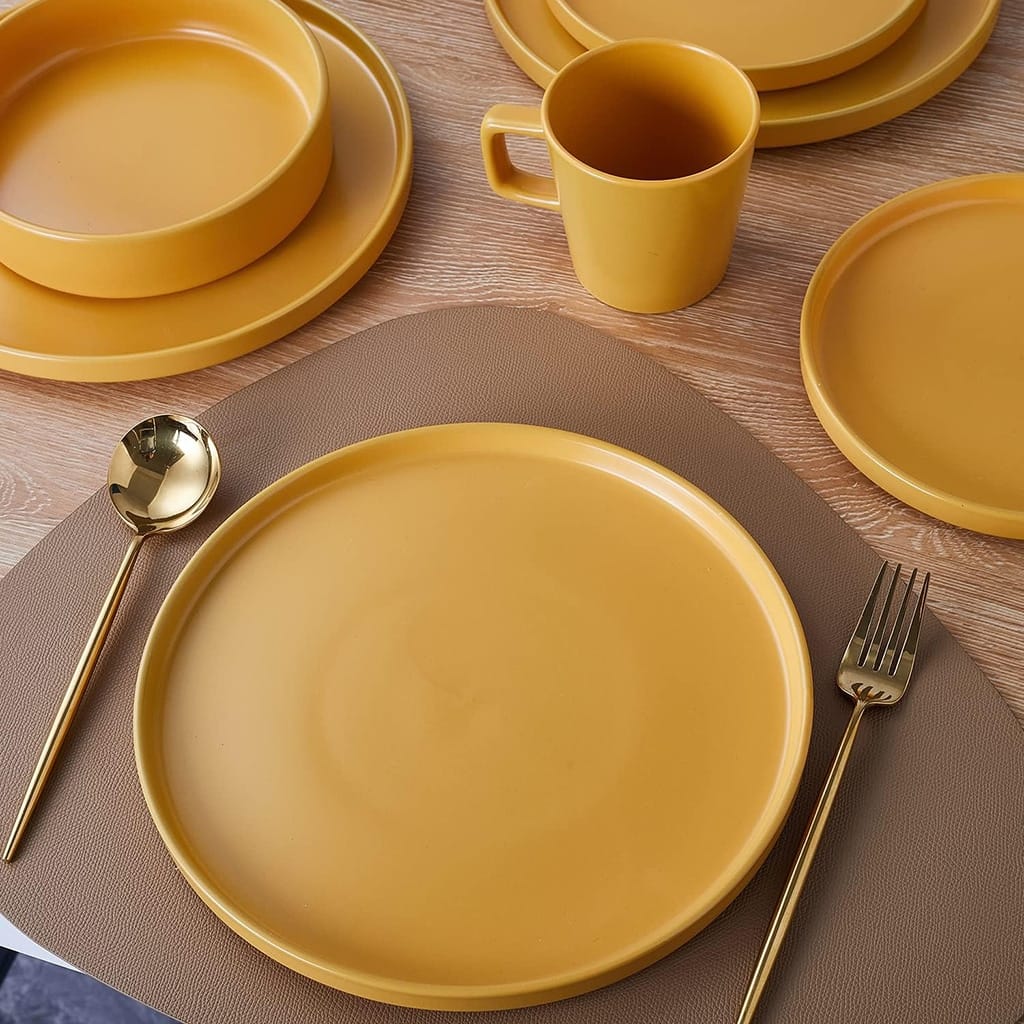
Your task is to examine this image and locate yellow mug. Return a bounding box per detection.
[481,39,759,314]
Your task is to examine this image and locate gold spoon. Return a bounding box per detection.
[3,415,220,862]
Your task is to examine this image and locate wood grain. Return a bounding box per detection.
[1,0,1023,723]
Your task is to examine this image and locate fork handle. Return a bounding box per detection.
[735,699,869,1023]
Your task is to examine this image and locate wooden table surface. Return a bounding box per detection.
[1,0,1022,723]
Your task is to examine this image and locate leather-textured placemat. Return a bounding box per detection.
[0,307,1021,1024]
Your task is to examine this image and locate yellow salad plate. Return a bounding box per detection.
[802,174,1024,539]
[135,423,813,1010]
[0,0,412,382]
[545,0,925,91]
[0,0,332,298]
[484,0,1001,148]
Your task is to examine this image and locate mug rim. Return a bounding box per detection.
[541,37,760,188]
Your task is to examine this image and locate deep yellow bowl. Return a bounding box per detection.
[0,0,332,298]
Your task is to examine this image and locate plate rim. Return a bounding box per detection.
[134,422,813,1009]
[758,0,1000,145]
[801,172,1024,538]
[484,0,579,86]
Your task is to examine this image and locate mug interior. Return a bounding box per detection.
[545,42,757,181]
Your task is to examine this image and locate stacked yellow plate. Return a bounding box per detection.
[0,0,413,381]
[484,0,1001,147]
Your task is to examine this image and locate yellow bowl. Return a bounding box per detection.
[0,0,332,298]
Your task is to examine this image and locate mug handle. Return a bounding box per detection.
[480,105,559,211]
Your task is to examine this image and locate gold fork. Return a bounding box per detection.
[736,561,930,1023]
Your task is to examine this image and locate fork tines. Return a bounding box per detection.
[850,561,930,677]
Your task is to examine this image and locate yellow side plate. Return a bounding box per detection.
[545,0,925,91]
[136,424,812,1010]
[802,174,1024,538]
[0,0,412,381]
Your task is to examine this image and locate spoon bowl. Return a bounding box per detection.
[3,414,220,861]
[108,416,221,535]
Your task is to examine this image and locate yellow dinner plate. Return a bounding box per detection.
[545,0,925,91]
[484,0,1000,148]
[802,174,1024,538]
[0,0,411,382]
[136,424,812,1010]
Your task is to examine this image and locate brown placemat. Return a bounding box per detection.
[0,307,1021,1024]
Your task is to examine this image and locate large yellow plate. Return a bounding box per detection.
[802,174,1024,538]
[135,424,812,1010]
[484,0,1000,148]
[545,0,925,92]
[0,0,411,381]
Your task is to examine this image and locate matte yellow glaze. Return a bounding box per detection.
[0,0,412,381]
[486,0,999,148]
[546,0,925,91]
[481,40,758,313]
[759,0,1000,147]
[0,0,332,298]
[135,424,812,1010]
[802,174,1024,539]
[485,0,584,87]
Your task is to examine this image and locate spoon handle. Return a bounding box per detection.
[3,533,146,862]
